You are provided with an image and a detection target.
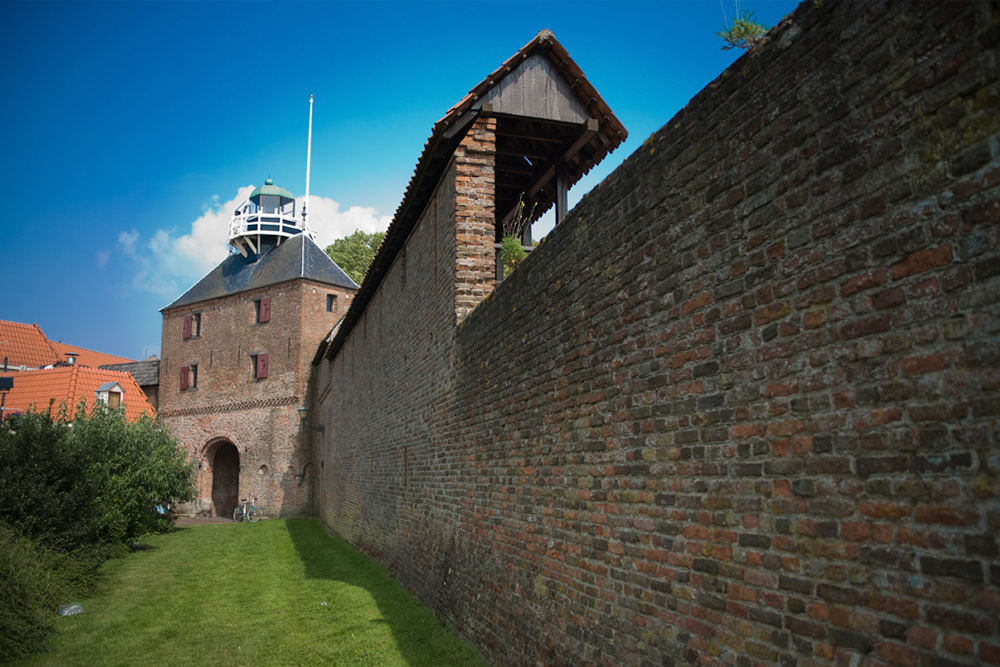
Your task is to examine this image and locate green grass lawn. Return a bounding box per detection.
[10,519,487,667]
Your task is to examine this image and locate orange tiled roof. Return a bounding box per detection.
[50,341,135,368]
[0,320,59,369]
[0,366,155,423]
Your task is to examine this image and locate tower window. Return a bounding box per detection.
[180,364,198,391]
[183,313,202,339]
[251,353,268,380]
[326,294,337,312]
[254,297,271,324]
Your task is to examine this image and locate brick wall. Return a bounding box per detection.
[162,277,353,517]
[316,3,1000,666]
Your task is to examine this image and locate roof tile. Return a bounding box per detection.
[0,366,155,423]
[0,320,59,369]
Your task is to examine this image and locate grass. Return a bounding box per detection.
[9,519,487,667]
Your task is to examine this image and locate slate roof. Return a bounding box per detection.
[0,366,155,422]
[0,320,59,369]
[101,358,160,387]
[163,234,358,311]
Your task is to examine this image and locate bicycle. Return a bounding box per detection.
[232,496,264,522]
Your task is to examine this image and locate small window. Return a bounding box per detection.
[183,313,202,339]
[251,353,268,380]
[107,391,121,409]
[180,364,198,391]
[255,297,271,324]
[326,294,337,312]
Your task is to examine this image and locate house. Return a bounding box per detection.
[100,357,161,410]
[0,319,146,424]
[0,320,61,371]
[49,340,136,369]
[0,365,154,423]
[0,319,135,371]
[158,179,357,519]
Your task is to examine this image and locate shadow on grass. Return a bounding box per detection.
[284,518,485,667]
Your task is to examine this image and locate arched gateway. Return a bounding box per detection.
[206,440,239,518]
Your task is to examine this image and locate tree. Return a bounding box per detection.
[716,11,770,51]
[325,229,386,285]
[0,404,194,552]
[0,404,194,662]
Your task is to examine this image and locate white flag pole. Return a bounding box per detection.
[304,94,314,226]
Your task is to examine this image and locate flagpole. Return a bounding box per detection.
[304,94,314,226]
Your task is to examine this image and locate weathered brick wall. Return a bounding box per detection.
[314,125,472,540]
[317,3,999,666]
[162,278,352,516]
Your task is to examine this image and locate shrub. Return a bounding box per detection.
[500,236,528,278]
[0,522,95,662]
[0,408,101,552]
[0,405,194,661]
[67,405,195,545]
[0,405,194,552]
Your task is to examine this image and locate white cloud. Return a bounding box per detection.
[300,195,392,249]
[118,186,253,298]
[116,186,391,299]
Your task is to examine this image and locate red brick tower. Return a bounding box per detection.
[159,180,357,518]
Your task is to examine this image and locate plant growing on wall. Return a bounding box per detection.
[716,10,770,51]
[501,194,536,278]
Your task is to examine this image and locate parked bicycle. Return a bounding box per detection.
[233,496,264,522]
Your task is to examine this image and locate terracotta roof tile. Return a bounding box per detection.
[49,341,135,368]
[0,366,155,423]
[0,320,59,369]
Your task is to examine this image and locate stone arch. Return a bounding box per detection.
[203,439,240,518]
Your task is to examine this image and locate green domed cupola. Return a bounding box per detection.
[229,177,314,259]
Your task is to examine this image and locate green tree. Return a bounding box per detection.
[716,11,770,51]
[325,229,386,285]
[0,405,194,662]
[0,404,194,552]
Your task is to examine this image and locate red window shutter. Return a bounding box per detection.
[183,315,192,340]
[259,297,271,323]
[180,366,189,391]
[257,353,268,379]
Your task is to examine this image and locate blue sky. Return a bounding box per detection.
[1,0,799,360]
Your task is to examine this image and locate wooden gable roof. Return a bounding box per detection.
[317,30,625,364]
[416,29,627,234]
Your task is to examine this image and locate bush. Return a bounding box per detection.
[0,405,194,661]
[500,236,527,278]
[0,405,195,552]
[0,408,101,553]
[0,522,94,662]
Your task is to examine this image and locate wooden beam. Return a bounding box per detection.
[555,165,568,224]
[496,118,600,230]
[561,118,599,161]
[443,109,479,140]
[496,149,550,160]
[497,131,565,144]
